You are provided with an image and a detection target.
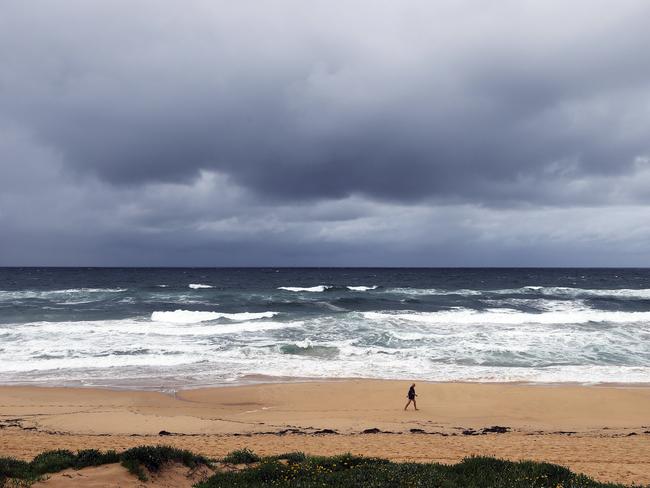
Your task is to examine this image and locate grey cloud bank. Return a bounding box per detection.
[1,0,650,266]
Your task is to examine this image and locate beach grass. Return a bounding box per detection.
[0,445,210,486]
[0,446,636,487]
[0,449,120,486]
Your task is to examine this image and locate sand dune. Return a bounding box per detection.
[33,462,214,487]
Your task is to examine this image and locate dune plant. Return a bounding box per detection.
[0,446,634,488]
[222,448,261,464]
[197,452,629,488]
[120,445,211,481]
[0,445,209,486]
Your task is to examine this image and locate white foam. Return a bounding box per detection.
[385,286,650,300]
[205,321,301,335]
[136,320,301,336]
[278,285,331,292]
[346,286,378,291]
[188,284,213,289]
[4,281,650,387]
[536,287,650,299]
[151,310,278,324]
[482,298,583,312]
[363,308,650,325]
[1,308,649,385]
[386,287,483,296]
[487,286,650,299]
[51,288,127,293]
[0,288,127,301]
[146,293,210,305]
[56,299,98,305]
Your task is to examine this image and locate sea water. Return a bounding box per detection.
[1,268,649,389]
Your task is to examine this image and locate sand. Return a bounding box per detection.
[33,462,214,488]
[1,381,649,485]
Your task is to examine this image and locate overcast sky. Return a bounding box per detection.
[1,0,650,266]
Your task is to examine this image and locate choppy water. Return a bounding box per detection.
[1,268,649,389]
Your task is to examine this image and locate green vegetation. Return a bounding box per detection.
[0,446,639,488]
[0,457,32,486]
[0,445,208,486]
[30,448,119,475]
[199,452,631,488]
[267,452,307,464]
[1,449,120,486]
[222,448,262,464]
[120,445,210,482]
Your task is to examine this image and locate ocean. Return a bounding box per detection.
[1,268,649,389]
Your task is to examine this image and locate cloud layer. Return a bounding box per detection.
[1,0,650,265]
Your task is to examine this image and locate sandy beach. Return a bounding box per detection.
[1,380,649,485]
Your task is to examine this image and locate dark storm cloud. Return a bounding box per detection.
[2,0,650,266]
[1,0,650,205]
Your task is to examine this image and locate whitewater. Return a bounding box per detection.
[1,268,649,388]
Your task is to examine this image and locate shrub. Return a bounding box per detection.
[0,457,31,479]
[1,457,33,487]
[74,449,119,469]
[119,445,210,481]
[30,450,76,475]
[197,452,628,488]
[222,448,261,464]
[269,452,306,463]
[0,445,210,486]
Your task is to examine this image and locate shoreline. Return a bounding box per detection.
[3,374,650,393]
[1,380,649,484]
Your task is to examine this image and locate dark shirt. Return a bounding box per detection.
[408,386,416,399]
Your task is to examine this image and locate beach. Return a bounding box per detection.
[1,380,649,485]
[3,269,650,485]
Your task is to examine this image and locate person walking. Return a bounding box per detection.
[404,383,418,410]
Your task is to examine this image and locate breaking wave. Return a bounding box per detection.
[279,285,378,293]
[363,308,650,325]
[278,285,332,292]
[0,288,127,301]
[151,310,278,324]
[385,286,650,299]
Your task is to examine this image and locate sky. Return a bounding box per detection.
[1,0,650,266]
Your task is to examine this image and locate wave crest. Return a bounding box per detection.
[151,310,278,324]
[278,285,332,292]
[0,288,127,301]
[385,286,650,299]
